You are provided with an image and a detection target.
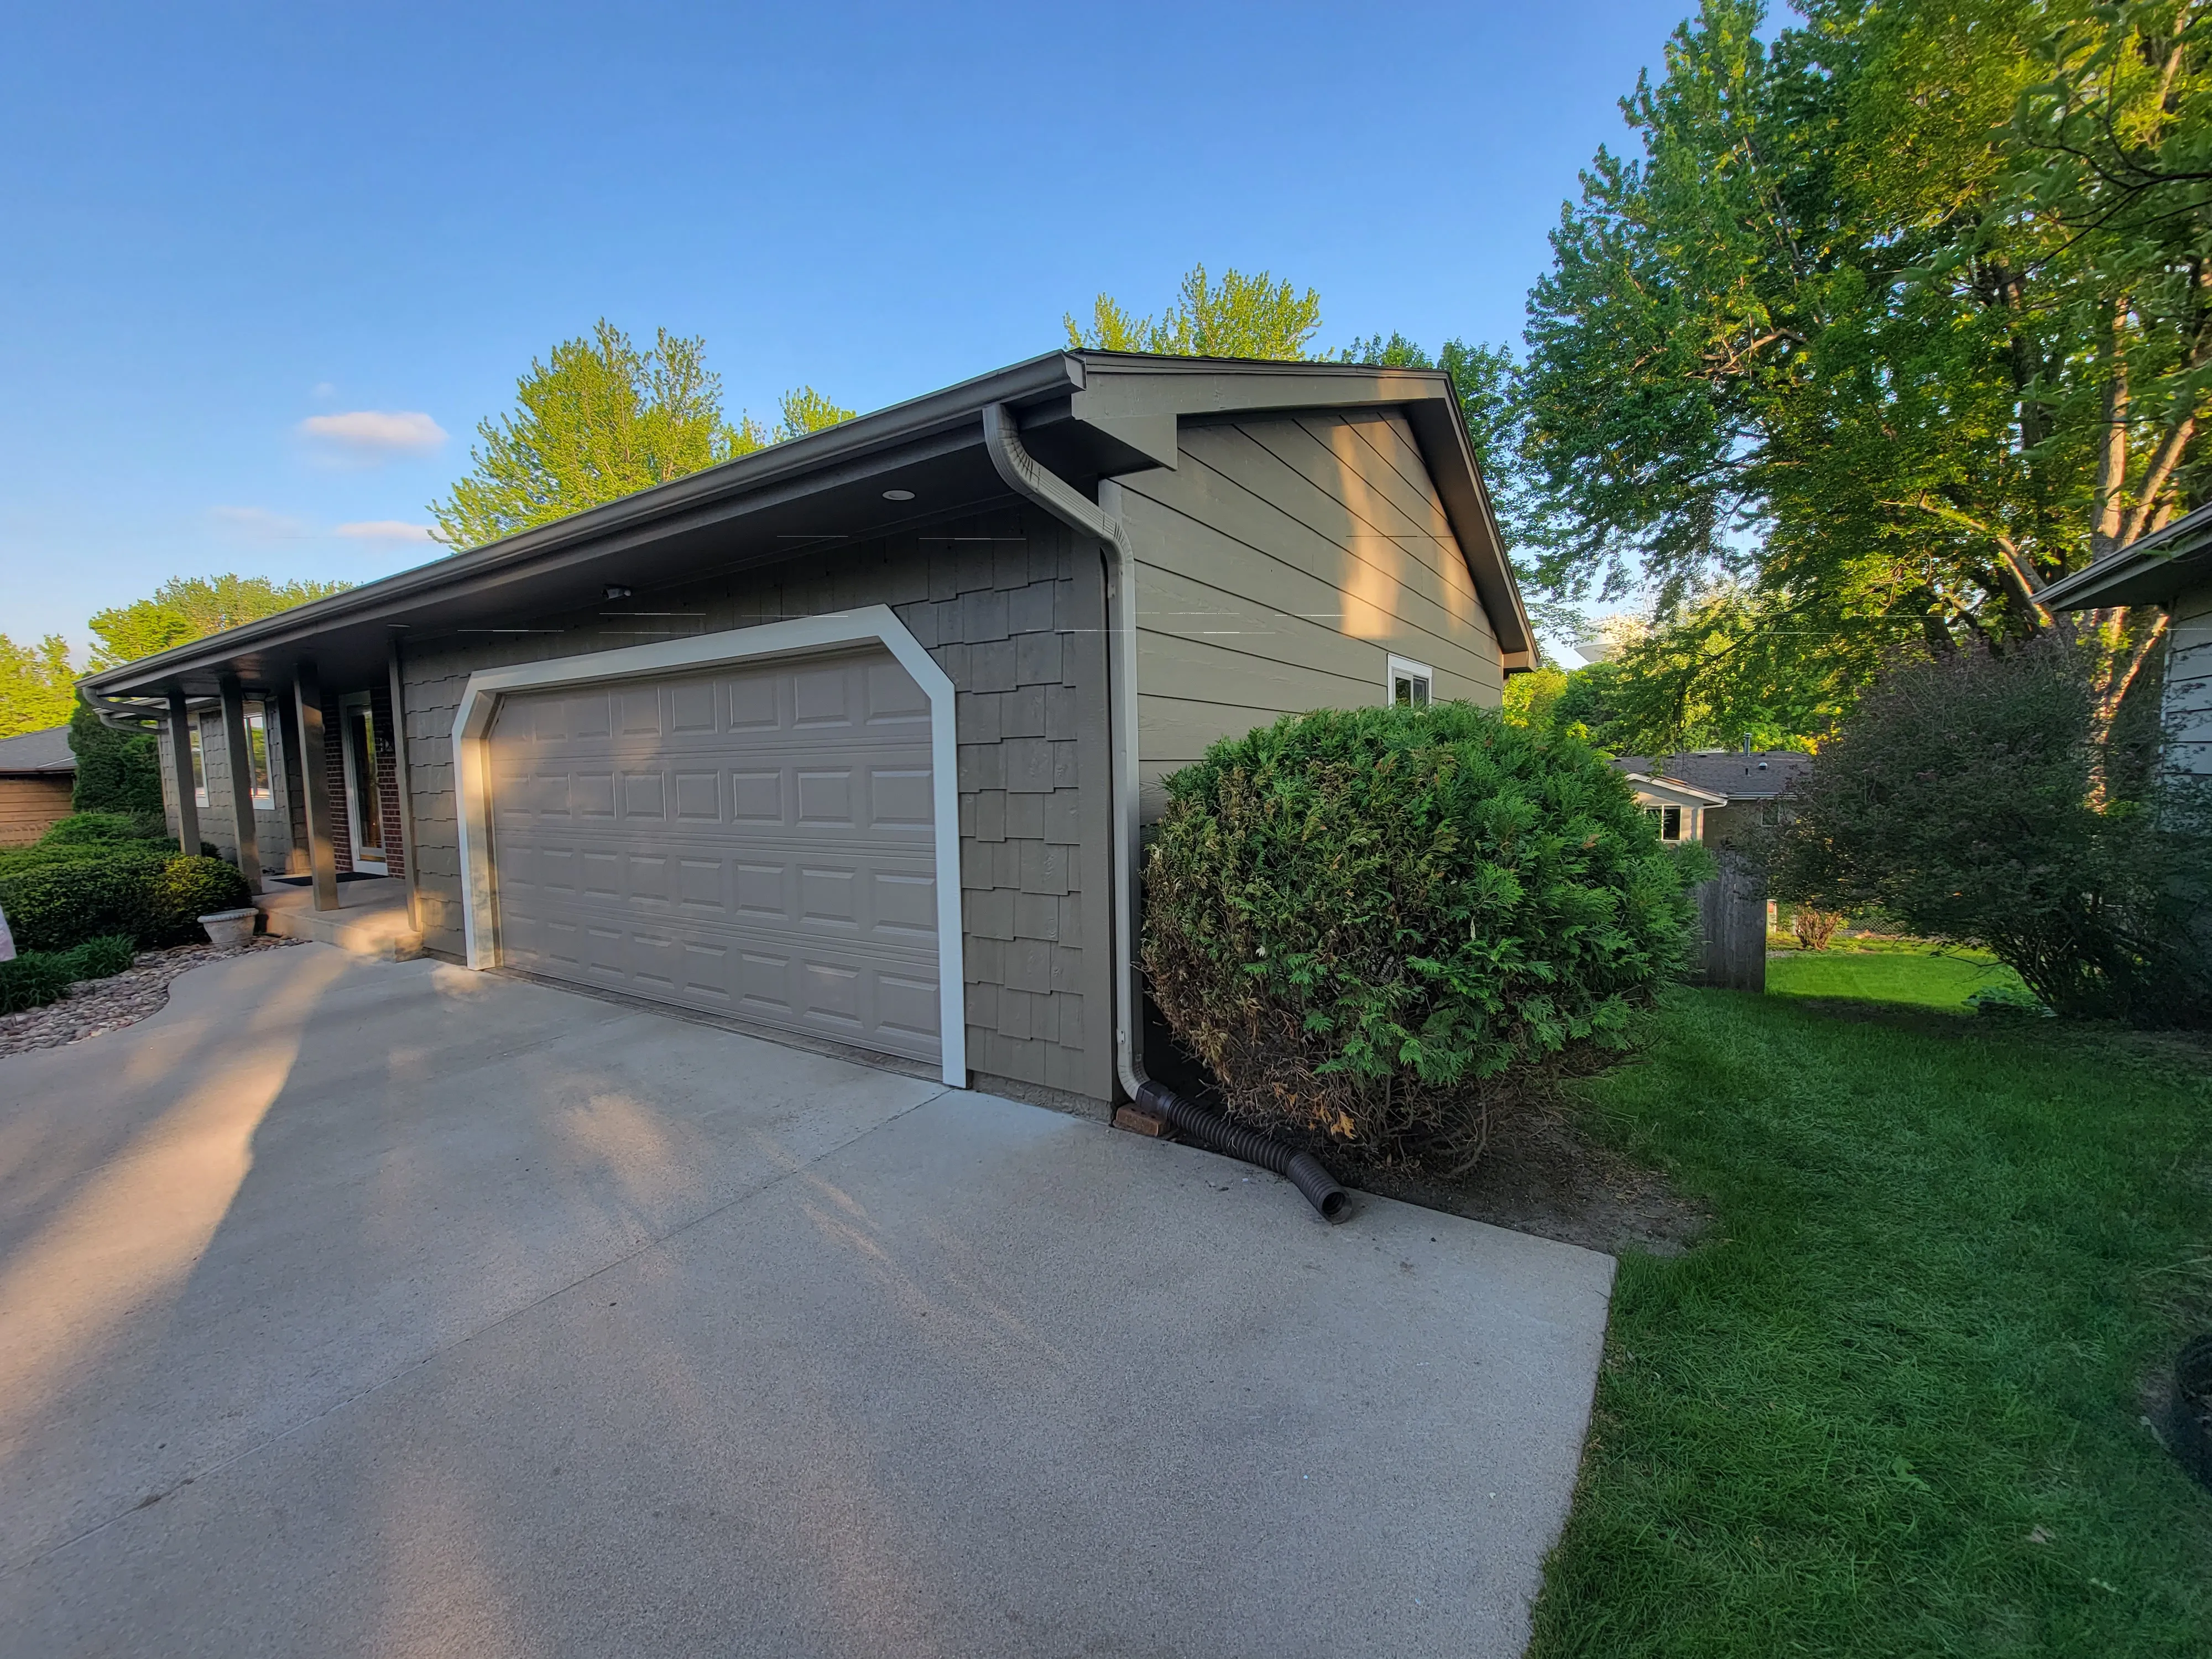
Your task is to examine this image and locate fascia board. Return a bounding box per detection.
[84,353,1086,697]
[1623,773,1732,807]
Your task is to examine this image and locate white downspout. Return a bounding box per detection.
[982,403,1150,1101]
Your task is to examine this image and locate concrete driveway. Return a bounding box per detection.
[0,945,1614,1658]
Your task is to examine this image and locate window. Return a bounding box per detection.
[1387,654,1432,708]
[1657,805,1683,841]
[1759,800,1782,827]
[243,701,274,810]
[188,718,208,807]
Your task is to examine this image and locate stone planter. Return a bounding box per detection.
[199,909,259,951]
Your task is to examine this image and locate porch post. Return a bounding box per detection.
[165,689,201,857]
[387,640,421,932]
[216,674,263,895]
[292,661,340,912]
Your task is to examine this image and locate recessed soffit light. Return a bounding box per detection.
[881,488,916,502]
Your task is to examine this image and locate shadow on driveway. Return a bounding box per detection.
[0,946,1613,1658]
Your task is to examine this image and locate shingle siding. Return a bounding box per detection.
[393,501,1116,1108]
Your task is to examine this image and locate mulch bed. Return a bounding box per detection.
[0,936,300,1058]
[1339,1102,1709,1258]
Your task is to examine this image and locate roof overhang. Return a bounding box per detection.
[2039,503,2212,611]
[82,350,1537,702]
[1623,773,1731,808]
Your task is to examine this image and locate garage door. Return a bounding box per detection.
[486,650,942,1064]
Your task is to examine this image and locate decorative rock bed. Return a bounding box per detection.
[0,935,300,1058]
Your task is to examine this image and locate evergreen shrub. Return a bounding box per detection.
[0,853,247,951]
[1142,703,1700,1171]
[67,696,165,825]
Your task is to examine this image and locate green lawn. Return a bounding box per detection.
[1526,983,2212,1657]
[1767,944,2032,1012]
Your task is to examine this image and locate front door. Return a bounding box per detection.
[338,694,388,875]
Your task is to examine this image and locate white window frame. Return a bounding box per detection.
[1387,654,1434,709]
[448,605,967,1088]
[243,700,275,811]
[336,691,389,877]
[188,717,209,808]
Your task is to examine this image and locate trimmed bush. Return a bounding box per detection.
[1142,703,1699,1171]
[0,852,249,952]
[40,811,162,848]
[0,853,166,951]
[145,856,252,943]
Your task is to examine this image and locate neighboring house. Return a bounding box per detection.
[0,726,77,847]
[1611,749,1813,847]
[2038,500,2212,779]
[78,350,1534,1114]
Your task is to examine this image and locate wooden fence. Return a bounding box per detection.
[1691,852,1767,992]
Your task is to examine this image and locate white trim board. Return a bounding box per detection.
[448,606,967,1087]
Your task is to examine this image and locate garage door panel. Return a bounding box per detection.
[871,767,933,827]
[489,650,941,1064]
[867,660,932,723]
[796,770,853,826]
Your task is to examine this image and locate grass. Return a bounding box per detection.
[1526,982,2212,1657]
[1767,944,2031,1011]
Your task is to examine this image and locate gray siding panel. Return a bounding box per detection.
[2167,582,2212,778]
[1120,409,1507,816]
[398,504,1114,1106]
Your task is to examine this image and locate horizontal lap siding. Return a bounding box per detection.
[2167,582,2212,779]
[0,776,72,847]
[397,504,1113,1105]
[1119,408,1506,816]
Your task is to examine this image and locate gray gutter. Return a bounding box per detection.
[2040,502,2212,611]
[983,403,1153,1104]
[81,349,1088,697]
[82,347,1538,695]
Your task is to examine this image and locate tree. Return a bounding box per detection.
[1771,637,2212,1024]
[430,321,737,549]
[1503,0,2208,750]
[0,633,77,737]
[67,696,163,825]
[429,320,857,549]
[1066,263,1325,359]
[87,574,352,670]
[774,386,857,441]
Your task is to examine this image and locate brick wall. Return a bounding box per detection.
[320,694,354,873]
[395,500,1115,1107]
[316,690,405,877]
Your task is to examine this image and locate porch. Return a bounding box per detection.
[254,874,422,961]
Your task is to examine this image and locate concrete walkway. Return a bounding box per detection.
[0,947,1614,1658]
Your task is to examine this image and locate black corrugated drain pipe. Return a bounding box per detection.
[1136,1081,1350,1223]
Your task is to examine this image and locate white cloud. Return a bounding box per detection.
[298,409,447,460]
[309,381,337,400]
[334,520,437,543]
[210,504,312,539]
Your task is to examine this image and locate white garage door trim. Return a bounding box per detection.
[450,606,965,1086]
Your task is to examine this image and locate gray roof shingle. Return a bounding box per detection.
[0,725,76,775]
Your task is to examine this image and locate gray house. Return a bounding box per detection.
[79,351,1533,1114]
[2040,501,2212,778]
[1611,749,1813,847]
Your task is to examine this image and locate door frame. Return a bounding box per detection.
[448,607,966,1087]
[336,691,389,875]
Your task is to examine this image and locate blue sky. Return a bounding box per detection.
[1,1,1689,650]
